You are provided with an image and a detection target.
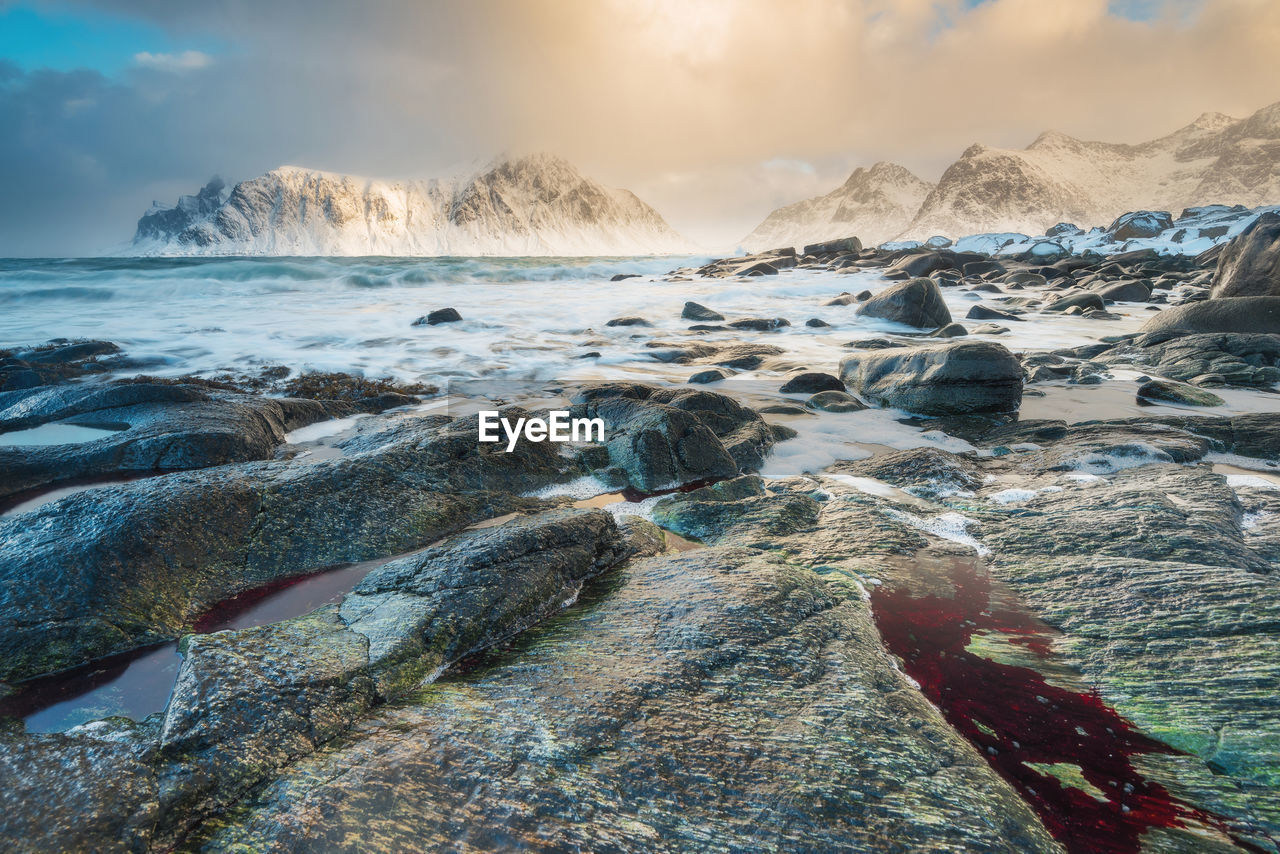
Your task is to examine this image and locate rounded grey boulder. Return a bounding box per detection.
[838,340,1023,415]
[1139,296,1280,335]
[1211,211,1280,298]
[779,372,845,394]
[855,278,952,329]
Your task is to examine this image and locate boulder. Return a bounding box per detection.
[886,251,956,279]
[962,260,1006,278]
[570,384,774,491]
[727,317,790,331]
[1137,379,1225,407]
[1044,291,1106,313]
[804,318,830,328]
[856,278,952,329]
[413,308,462,326]
[967,304,1023,322]
[1211,211,1280,298]
[681,301,724,322]
[731,260,778,277]
[839,341,1023,415]
[1092,280,1152,302]
[1139,296,1280,335]
[687,369,726,385]
[803,236,862,255]
[1100,332,1280,387]
[930,323,968,338]
[805,390,867,413]
[778,372,845,394]
[1106,211,1173,241]
[605,316,651,327]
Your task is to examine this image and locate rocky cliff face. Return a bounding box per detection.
[746,101,1280,247]
[132,154,688,256]
[742,162,933,251]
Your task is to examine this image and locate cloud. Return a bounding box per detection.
[0,0,1278,253]
[132,50,213,72]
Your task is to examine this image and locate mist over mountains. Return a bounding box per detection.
[133,154,687,257]
[744,100,1280,251]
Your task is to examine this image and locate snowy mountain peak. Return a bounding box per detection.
[1186,111,1237,132]
[741,161,933,251]
[131,156,687,256]
[746,100,1280,248]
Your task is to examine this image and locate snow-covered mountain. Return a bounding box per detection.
[742,162,933,251]
[745,100,1280,247]
[132,154,689,256]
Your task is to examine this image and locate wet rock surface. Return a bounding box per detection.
[4,230,1280,853]
[1212,211,1280,298]
[840,340,1024,415]
[856,276,953,328]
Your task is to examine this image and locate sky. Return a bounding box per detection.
[1,0,1278,255]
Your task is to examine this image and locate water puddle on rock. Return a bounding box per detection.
[869,551,1257,854]
[1,553,406,733]
[0,472,159,517]
[0,422,126,446]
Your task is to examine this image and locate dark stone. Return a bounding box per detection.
[0,383,330,500]
[778,372,845,394]
[804,390,866,413]
[1100,332,1280,387]
[606,317,652,327]
[727,318,790,331]
[887,251,956,278]
[609,273,640,282]
[687,369,726,385]
[843,338,905,350]
[967,304,1023,322]
[1106,211,1173,241]
[856,278,952,329]
[1093,280,1153,302]
[839,341,1023,415]
[413,308,462,326]
[1139,296,1280,335]
[1137,379,1225,407]
[681,301,725,322]
[963,260,1006,278]
[803,236,862,255]
[1211,211,1280,298]
[1044,292,1106,313]
[0,408,573,683]
[805,318,830,328]
[930,323,968,338]
[570,384,774,490]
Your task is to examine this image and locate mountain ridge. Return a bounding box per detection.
[132,154,689,257]
[744,99,1280,249]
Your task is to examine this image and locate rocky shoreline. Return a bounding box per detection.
[2,213,1280,852]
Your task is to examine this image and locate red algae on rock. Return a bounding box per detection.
[870,552,1261,854]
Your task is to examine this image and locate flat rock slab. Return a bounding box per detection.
[193,546,1057,852]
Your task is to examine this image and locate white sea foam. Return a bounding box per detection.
[1225,475,1280,492]
[988,488,1039,505]
[885,508,990,555]
[823,474,900,498]
[759,409,975,478]
[285,413,369,444]
[0,256,1154,395]
[1058,444,1174,475]
[526,475,612,500]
